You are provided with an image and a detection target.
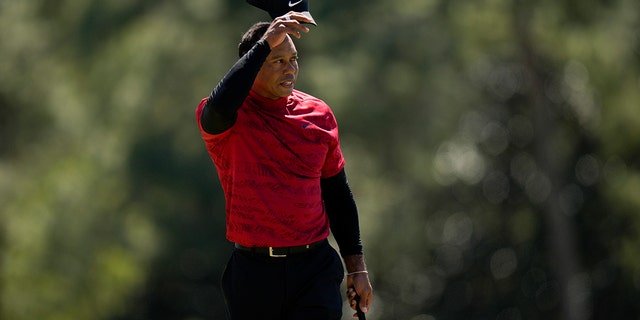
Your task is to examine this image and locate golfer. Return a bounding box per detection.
[195,12,373,320]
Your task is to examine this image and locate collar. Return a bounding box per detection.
[247,90,290,111]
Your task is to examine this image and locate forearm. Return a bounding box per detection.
[321,169,363,257]
[343,254,367,273]
[200,39,271,134]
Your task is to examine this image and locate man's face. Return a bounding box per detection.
[252,36,299,100]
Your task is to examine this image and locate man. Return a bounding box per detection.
[195,12,372,320]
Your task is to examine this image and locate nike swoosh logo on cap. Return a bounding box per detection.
[288,0,303,7]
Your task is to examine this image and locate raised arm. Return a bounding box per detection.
[200,12,311,134]
[200,40,270,134]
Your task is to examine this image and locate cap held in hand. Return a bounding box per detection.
[246,0,317,25]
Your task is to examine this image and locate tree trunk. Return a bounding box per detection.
[512,1,590,319]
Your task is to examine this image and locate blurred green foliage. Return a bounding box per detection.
[1,0,639,319]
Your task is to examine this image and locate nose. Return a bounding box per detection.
[284,60,298,74]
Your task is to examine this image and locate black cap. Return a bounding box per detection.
[246,0,317,25]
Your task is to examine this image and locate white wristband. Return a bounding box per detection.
[347,270,368,276]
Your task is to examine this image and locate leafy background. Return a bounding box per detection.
[1,0,639,319]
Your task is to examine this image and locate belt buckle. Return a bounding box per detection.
[268,247,287,258]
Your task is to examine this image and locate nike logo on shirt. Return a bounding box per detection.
[289,0,303,7]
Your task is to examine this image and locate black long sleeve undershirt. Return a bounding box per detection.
[200,39,272,134]
[200,39,363,256]
[322,169,363,257]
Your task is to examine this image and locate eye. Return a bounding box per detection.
[271,57,298,65]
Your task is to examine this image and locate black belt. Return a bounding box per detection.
[234,239,326,258]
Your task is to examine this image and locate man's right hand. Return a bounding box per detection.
[261,11,311,49]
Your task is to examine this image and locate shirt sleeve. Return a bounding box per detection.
[320,109,346,178]
[200,39,271,134]
[321,168,363,256]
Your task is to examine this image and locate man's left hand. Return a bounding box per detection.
[346,272,372,317]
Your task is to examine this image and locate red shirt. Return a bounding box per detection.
[196,89,345,247]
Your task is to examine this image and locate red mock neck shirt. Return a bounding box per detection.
[196,89,345,247]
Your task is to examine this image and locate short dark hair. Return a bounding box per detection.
[238,22,270,57]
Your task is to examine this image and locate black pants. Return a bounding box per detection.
[221,240,345,320]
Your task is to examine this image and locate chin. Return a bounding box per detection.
[279,89,294,98]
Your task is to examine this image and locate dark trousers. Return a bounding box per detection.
[221,240,345,320]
